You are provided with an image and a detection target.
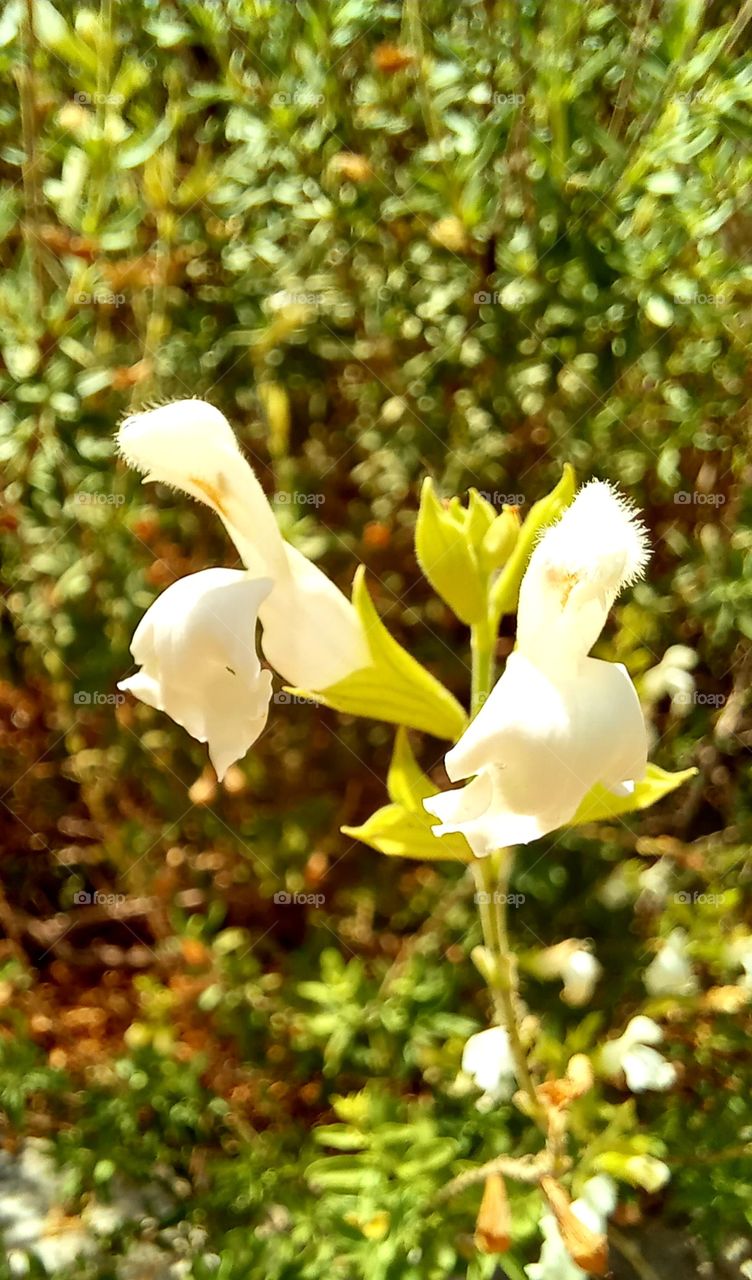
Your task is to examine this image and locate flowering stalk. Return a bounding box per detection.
[468,621,546,1133]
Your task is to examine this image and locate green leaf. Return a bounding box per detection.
[33,0,99,74]
[342,729,473,862]
[312,1126,369,1151]
[287,567,467,740]
[490,464,576,621]
[117,116,174,170]
[595,1150,670,1192]
[415,478,488,625]
[305,1155,382,1192]
[569,763,697,826]
[386,726,435,807]
[343,802,472,862]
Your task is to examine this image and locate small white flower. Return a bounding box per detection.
[525,1175,617,1280]
[637,857,673,906]
[119,570,274,781]
[532,940,601,1006]
[623,1155,671,1193]
[726,936,752,990]
[644,928,697,997]
[461,1026,516,1100]
[560,948,602,1007]
[117,400,369,776]
[0,1142,95,1275]
[425,481,650,853]
[600,1015,677,1092]
[641,644,697,718]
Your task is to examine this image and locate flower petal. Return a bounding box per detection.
[118,400,368,689]
[427,652,647,854]
[118,568,273,780]
[516,480,650,665]
[622,1045,677,1093]
[462,1027,516,1096]
[117,400,288,580]
[258,543,370,689]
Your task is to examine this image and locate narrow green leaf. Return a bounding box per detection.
[343,728,472,862]
[386,727,436,807]
[305,1156,382,1192]
[287,567,467,740]
[569,763,697,826]
[342,802,472,862]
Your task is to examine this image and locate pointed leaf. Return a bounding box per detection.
[342,802,472,862]
[569,764,697,826]
[287,566,467,740]
[387,727,436,808]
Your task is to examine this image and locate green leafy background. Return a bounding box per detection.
[1,0,751,1276]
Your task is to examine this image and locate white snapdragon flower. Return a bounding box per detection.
[525,1175,617,1280]
[644,928,697,997]
[461,1026,517,1101]
[560,947,602,1007]
[425,481,650,853]
[600,1015,676,1093]
[117,400,369,778]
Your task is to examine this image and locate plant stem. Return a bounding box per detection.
[468,620,546,1131]
[19,0,44,311]
[478,853,546,1129]
[470,618,495,716]
[437,1149,554,1202]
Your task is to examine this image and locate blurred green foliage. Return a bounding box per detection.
[1,0,752,1275]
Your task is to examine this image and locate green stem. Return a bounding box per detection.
[474,853,545,1129]
[470,618,495,715]
[19,0,44,310]
[468,619,546,1132]
[492,852,545,1126]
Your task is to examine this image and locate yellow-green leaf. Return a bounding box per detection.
[387,726,436,807]
[569,764,697,826]
[490,463,576,621]
[342,802,472,862]
[342,728,473,861]
[286,566,467,740]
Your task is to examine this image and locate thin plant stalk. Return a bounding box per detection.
[469,620,546,1132]
[19,0,45,310]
